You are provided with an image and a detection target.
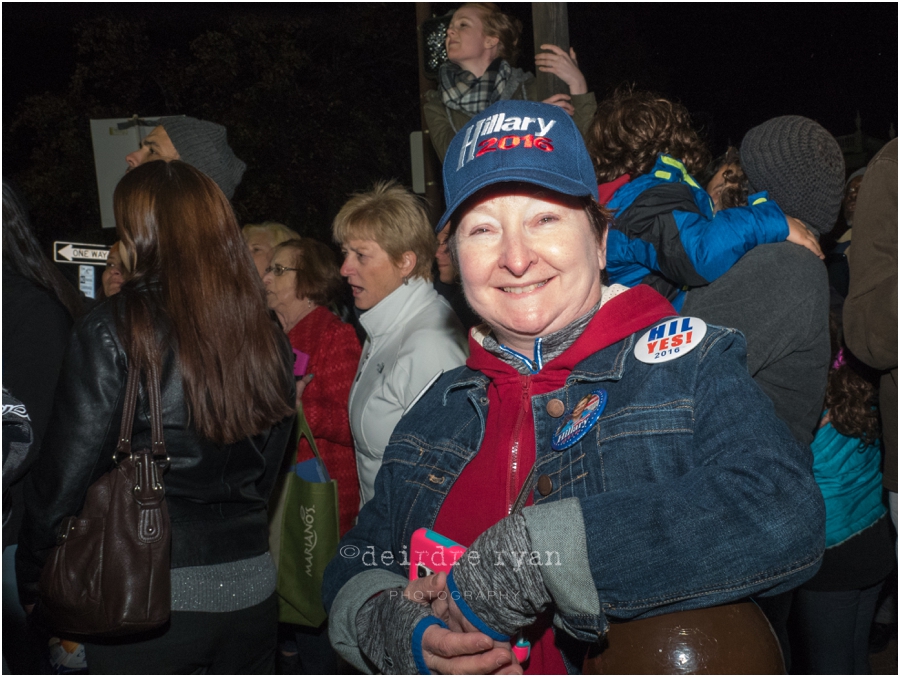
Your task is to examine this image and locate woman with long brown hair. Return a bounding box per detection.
[16,161,296,674]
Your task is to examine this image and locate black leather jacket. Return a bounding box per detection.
[16,296,296,605]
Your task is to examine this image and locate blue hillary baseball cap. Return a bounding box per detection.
[435,100,598,232]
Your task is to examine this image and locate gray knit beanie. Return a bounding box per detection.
[740,115,845,235]
[158,116,246,200]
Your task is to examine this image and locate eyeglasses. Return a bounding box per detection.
[265,264,298,276]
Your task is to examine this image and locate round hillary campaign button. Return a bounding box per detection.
[551,389,607,451]
[634,317,707,364]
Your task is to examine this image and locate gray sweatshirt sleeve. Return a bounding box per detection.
[356,589,437,675]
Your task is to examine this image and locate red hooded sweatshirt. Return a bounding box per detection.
[434,285,675,674]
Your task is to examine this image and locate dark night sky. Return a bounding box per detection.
[4,2,898,156]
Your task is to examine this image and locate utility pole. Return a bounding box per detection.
[532,3,570,102]
[415,2,443,225]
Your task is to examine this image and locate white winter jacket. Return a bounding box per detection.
[349,278,468,507]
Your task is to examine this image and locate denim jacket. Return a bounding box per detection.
[324,311,825,673]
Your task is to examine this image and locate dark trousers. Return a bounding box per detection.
[3,545,46,675]
[756,591,794,672]
[277,621,338,675]
[84,593,277,675]
[791,581,885,675]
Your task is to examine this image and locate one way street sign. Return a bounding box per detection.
[54,242,110,265]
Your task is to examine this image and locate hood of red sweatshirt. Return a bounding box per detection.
[467,285,675,385]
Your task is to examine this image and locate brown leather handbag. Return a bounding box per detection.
[38,360,172,637]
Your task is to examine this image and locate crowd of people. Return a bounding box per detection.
[3,2,896,675]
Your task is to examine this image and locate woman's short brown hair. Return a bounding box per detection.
[464,3,522,65]
[272,238,343,308]
[586,88,711,183]
[332,180,435,282]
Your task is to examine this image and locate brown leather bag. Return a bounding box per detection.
[38,360,171,637]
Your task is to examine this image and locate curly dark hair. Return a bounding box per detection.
[825,311,881,442]
[719,173,750,211]
[586,88,711,183]
[712,148,750,211]
[697,147,737,185]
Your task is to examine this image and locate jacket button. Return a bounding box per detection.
[537,475,553,496]
[546,398,565,418]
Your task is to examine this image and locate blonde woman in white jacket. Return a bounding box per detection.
[334,181,468,507]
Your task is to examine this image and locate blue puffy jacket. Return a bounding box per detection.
[605,154,789,310]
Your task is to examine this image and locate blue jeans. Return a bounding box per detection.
[791,581,885,674]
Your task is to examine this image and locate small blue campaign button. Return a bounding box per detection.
[551,389,607,451]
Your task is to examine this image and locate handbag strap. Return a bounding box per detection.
[115,358,167,461]
[296,402,327,475]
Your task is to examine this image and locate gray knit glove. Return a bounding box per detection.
[448,513,551,639]
[356,588,446,674]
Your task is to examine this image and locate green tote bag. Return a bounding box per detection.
[268,404,340,627]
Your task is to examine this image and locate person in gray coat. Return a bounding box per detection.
[682,115,845,669]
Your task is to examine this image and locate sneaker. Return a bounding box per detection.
[47,637,87,674]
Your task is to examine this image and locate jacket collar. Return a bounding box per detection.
[608,153,713,216]
[359,277,435,340]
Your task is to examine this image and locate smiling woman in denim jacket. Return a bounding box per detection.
[323,101,826,675]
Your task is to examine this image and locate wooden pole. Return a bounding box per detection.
[532,3,570,102]
[415,2,443,226]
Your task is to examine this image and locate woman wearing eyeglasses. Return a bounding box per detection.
[262,238,362,538]
[334,180,468,508]
[262,237,362,674]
